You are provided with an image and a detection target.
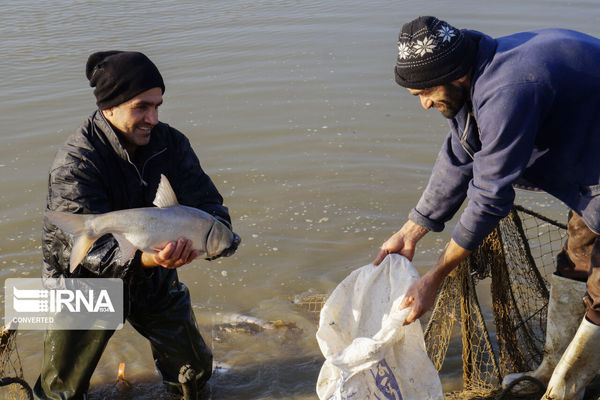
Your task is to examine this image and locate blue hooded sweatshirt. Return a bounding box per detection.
[408,28,600,251]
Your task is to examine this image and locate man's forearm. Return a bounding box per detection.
[427,238,471,283]
[375,220,430,265]
[140,252,159,268]
[400,220,430,243]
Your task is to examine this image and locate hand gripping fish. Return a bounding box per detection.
[46,174,234,272]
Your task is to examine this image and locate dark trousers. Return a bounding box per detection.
[556,211,600,325]
[33,270,212,400]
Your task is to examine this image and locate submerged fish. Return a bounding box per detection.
[46,174,234,272]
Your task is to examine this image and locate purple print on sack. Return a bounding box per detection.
[370,359,403,400]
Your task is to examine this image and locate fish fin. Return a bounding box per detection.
[153,174,179,208]
[113,234,138,264]
[70,234,96,272]
[45,211,97,273]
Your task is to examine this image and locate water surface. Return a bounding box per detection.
[1,0,599,397]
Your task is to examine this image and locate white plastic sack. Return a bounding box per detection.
[316,254,444,400]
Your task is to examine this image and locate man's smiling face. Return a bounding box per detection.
[103,87,163,155]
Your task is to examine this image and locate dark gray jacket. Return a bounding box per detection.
[42,110,231,280]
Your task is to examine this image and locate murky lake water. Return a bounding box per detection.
[1,0,599,398]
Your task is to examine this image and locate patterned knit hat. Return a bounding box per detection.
[86,51,165,110]
[394,16,476,89]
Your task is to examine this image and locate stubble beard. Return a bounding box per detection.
[437,83,468,119]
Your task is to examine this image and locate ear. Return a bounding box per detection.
[455,71,472,88]
[102,108,114,118]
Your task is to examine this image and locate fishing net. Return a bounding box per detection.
[294,293,330,325]
[423,205,559,399]
[1,205,596,400]
[298,205,600,399]
[424,205,600,400]
[0,324,33,400]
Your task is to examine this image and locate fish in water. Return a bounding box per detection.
[210,313,302,343]
[46,174,234,272]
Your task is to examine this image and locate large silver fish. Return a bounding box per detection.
[46,174,234,272]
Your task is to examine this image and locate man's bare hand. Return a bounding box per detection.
[398,271,443,325]
[399,238,472,325]
[141,237,199,269]
[374,220,429,265]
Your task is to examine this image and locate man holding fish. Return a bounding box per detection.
[34,51,240,399]
[375,16,600,399]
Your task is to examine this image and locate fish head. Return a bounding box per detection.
[206,219,234,258]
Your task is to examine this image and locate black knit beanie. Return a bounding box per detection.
[394,16,476,89]
[85,51,165,110]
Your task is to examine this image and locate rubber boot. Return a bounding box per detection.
[501,273,587,394]
[542,318,600,400]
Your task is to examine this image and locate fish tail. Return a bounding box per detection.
[45,211,98,272]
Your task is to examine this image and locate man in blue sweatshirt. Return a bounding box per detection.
[374,16,600,399]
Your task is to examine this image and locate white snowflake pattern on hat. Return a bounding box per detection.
[397,42,411,59]
[413,36,436,57]
[395,17,473,88]
[437,25,456,42]
[397,21,459,62]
